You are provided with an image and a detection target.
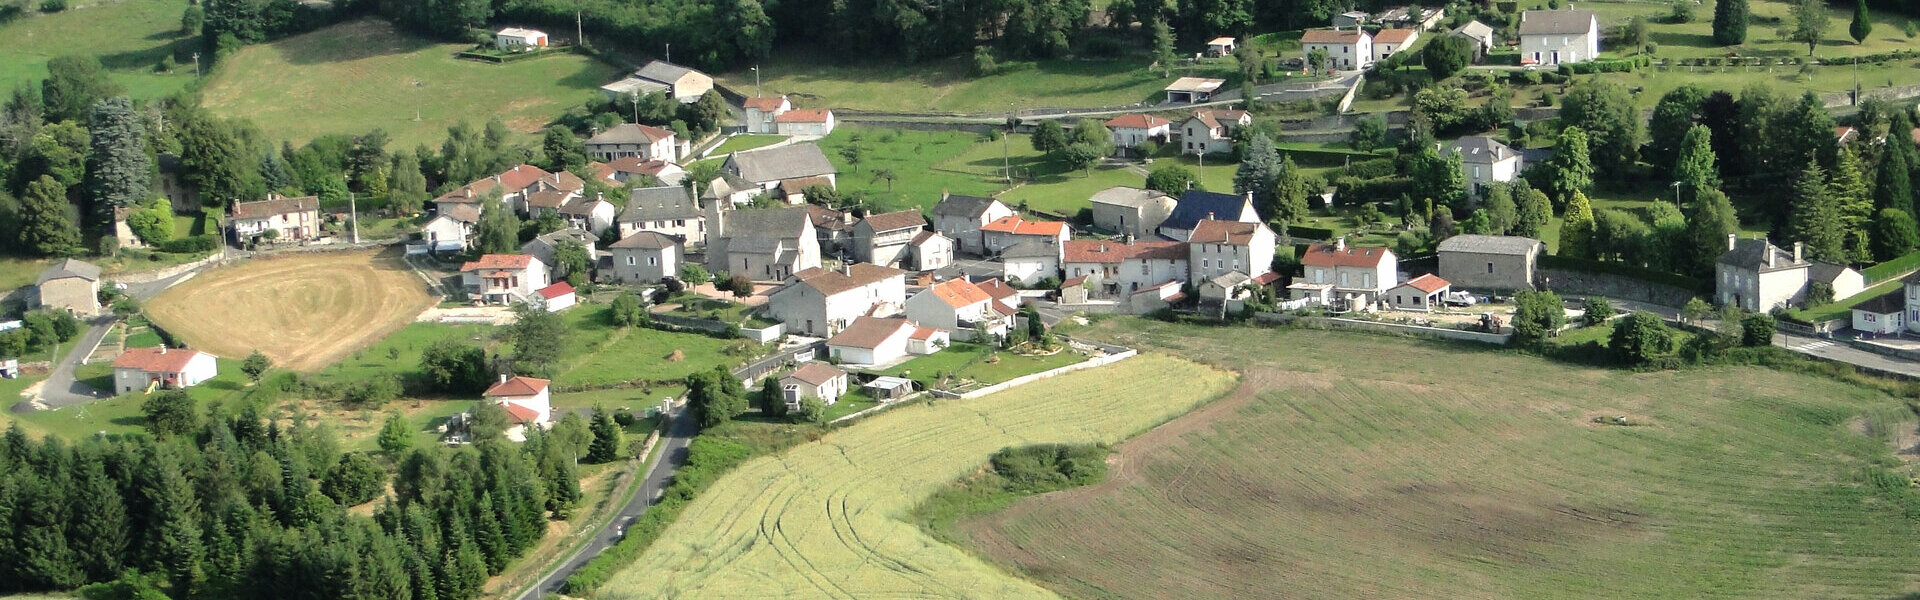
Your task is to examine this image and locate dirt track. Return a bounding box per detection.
[144,249,434,371]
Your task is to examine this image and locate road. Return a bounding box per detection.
[515,402,699,600]
[9,266,208,413]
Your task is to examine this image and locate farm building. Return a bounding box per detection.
[494,28,548,50]
[1387,274,1451,311]
[1371,29,1418,63]
[1198,271,1253,315]
[724,144,839,190]
[781,363,849,409]
[535,282,576,312]
[608,230,683,284]
[742,96,792,134]
[1517,9,1598,65]
[931,193,1014,255]
[112,346,217,395]
[230,194,322,244]
[1437,234,1543,291]
[1451,20,1496,56]
[1163,77,1225,103]
[1104,114,1171,149]
[600,60,713,103]
[33,258,102,316]
[1090,186,1175,239]
[585,123,683,163]
[865,376,915,400]
[1206,37,1236,56]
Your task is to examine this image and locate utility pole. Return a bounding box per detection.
[192,52,200,78]
[666,43,671,64]
[631,90,639,123]
[1003,104,1013,183]
[752,65,761,99]
[576,10,584,47]
[347,177,360,244]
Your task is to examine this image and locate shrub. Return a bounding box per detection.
[1582,296,1614,326]
[39,0,65,12]
[1740,313,1777,347]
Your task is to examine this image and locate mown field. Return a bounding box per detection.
[0,0,197,101]
[944,320,1920,600]
[597,352,1238,598]
[200,18,622,147]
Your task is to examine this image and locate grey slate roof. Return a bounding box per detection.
[723,207,810,241]
[37,258,101,285]
[586,123,674,145]
[611,230,681,249]
[1809,260,1856,285]
[1436,234,1542,256]
[931,194,1002,218]
[1453,20,1494,40]
[1208,271,1251,288]
[1855,290,1905,314]
[1001,238,1061,259]
[1517,10,1596,36]
[525,229,598,253]
[635,60,697,84]
[1163,190,1248,232]
[727,144,836,184]
[1446,136,1518,164]
[1089,186,1170,209]
[1718,238,1807,273]
[622,185,701,222]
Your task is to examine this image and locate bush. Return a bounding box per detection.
[1740,313,1776,347]
[157,234,218,254]
[1583,296,1614,326]
[1344,157,1397,180]
[39,0,65,12]
[989,443,1111,493]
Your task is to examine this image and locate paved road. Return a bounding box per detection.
[516,402,699,600]
[9,264,212,413]
[1776,332,1920,377]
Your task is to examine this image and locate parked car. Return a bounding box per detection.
[1444,291,1479,307]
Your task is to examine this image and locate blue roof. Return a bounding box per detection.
[1162,191,1247,232]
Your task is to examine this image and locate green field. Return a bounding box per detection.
[715,48,1236,113]
[0,256,54,296]
[201,18,623,147]
[598,352,1238,597]
[935,320,1920,600]
[0,0,198,101]
[819,127,1008,211]
[551,307,740,389]
[707,134,788,155]
[874,342,1087,387]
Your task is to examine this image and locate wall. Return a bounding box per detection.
[944,342,1139,399]
[110,252,232,284]
[1253,313,1513,344]
[1538,267,1698,308]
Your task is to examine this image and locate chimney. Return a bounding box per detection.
[1793,241,1804,263]
[159,344,167,354]
[1335,236,1347,251]
[499,374,508,385]
[1767,244,1776,268]
[1727,233,1737,251]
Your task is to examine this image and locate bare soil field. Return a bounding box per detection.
[145,249,434,371]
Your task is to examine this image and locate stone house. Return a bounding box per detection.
[1187,219,1277,285]
[931,193,1014,255]
[852,210,927,268]
[1437,234,1544,291]
[618,185,707,246]
[724,144,838,190]
[230,194,322,244]
[34,258,102,316]
[1089,186,1175,239]
[743,96,792,134]
[608,230,682,284]
[707,207,821,281]
[600,60,713,103]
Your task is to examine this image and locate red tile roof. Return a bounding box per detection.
[1062,239,1185,263]
[462,254,535,271]
[536,281,575,299]
[231,194,318,220]
[991,302,1016,316]
[925,279,992,309]
[486,375,551,397]
[775,109,833,123]
[981,216,1068,237]
[1398,273,1449,293]
[826,317,913,349]
[1189,220,1266,245]
[434,164,554,204]
[500,401,542,424]
[974,278,1018,302]
[909,326,945,341]
[112,346,207,373]
[785,362,845,386]
[1104,114,1170,129]
[743,96,788,111]
[1300,242,1392,268]
[1373,28,1416,44]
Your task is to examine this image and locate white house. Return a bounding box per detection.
[1163,77,1226,103]
[981,216,1071,256]
[535,282,577,312]
[494,28,548,51]
[1159,190,1260,242]
[619,185,707,246]
[112,346,217,395]
[229,194,322,244]
[1386,273,1450,311]
[1518,9,1599,66]
[520,228,601,281]
[907,231,954,272]
[1104,114,1172,150]
[780,363,849,409]
[1371,28,1419,63]
[906,279,1012,342]
[742,96,792,134]
[423,204,478,252]
[1178,109,1252,157]
[1062,239,1189,298]
[1000,239,1064,286]
[1452,20,1497,55]
[585,123,683,162]
[1187,219,1277,285]
[825,316,925,366]
[1446,136,1524,197]
[1853,289,1905,334]
[1301,28,1374,71]
[558,195,618,235]
[1296,239,1398,310]
[608,230,682,284]
[766,263,909,337]
[485,375,553,440]
[460,254,550,305]
[1716,236,1810,312]
[1090,186,1176,239]
[931,193,1014,255]
[852,210,928,268]
[774,109,837,136]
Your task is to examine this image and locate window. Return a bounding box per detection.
[1203,259,1211,269]
[625,256,636,266]
[1486,262,1494,274]
[1362,274,1372,288]
[648,256,657,266]
[1141,263,1149,276]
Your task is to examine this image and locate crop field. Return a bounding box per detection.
[145,249,434,371]
[940,321,1920,600]
[597,353,1238,598]
[200,19,622,147]
[0,0,197,101]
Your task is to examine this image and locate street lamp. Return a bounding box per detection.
[1671,180,1684,205]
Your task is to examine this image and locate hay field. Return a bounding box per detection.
[598,353,1238,598]
[145,249,433,371]
[954,322,1920,600]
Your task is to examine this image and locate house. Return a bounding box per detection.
[1301,28,1373,70]
[603,156,686,186]
[743,96,792,134]
[931,193,1015,255]
[1836,126,1860,146]
[33,258,102,316]
[1372,29,1419,63]
[433,164,552,216]
[766,263,908,337]
[522,188,579,217]
[423,203,479,252]
[485,375,553,440]
[1446,137,1524,197]
[1716,236,1812,312]
[906,231,954,272]
[1452,20,1497,56]
[774,109,837,136]
[1198,271,1254,314]
[521,229,601,280]
[110,207,146,250]
[1810,260,1866,302]
[618,185,707,245]
[1159,190,1259,241]
[230,194,321,244]
[976,278,1020,312]
[772,175,834,204]
[907,278,1011,342]
[853,210,927,267]
[908,325,950,354]
[825,316,928,366]
[1333,10,1369,28]
[724,144,838,190]
[494,28,548,51]
[535,282,577,312]
[781,363,849,409]
[1518,9,1599,65]
[1437,234,1544,291]
[1164,77,1226,103]
[1206,36,1236,56]
[1090,186,1176,239]
[1188,219,1277,284]
[707,207,821,281]
[461,254,550,305]
[1104,114,1172,150]
[1296,238,1398,310]
[600,60,713,103]
[585,123,683,163]
[608,230,682,284]
[803,204,855,257]
[1130,279,1187,313]
[701,173,761,206]
[1415,7,1447,29]
[1852,290,1905,334]
[558,196,618,235]
[1387,273,1450,311]
[1178,109,1252,156]
[982,216,1071,255]
[1063,239,1189,297]
[1001,238,1064,286]
[111,346,216,394]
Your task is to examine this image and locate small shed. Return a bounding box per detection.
[536,281,577,312]
[495,28,549,51]
[865,376,915,400]
[1206,37,1237,56]
[1164,77,1226,103]
[1387,273,1450,312]
[1852,290,1906,335]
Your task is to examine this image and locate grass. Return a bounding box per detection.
[656,295,753,324]
[819,126,1008,211]
[873,341,1087,387]
[596,352,1238,597]
[200,18,623,147]
[0,0,198,102]
[708,134,788,155]
[552,310,739,389]
[0,256,54,296]
[1789,276,1905,323]
[819,388,879,422]
[310,320,494,388]
[713,46,1235,113]
[550,387,685,413]
[1575,0,1920,59]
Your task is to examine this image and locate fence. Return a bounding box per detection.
[647,313,730,334]
[734,342,823,384]
[1253,313,1513,345]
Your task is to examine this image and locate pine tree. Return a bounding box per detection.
[1684,187,1741,277]
[1851,0,1873,43]
[69,450,129,581]
[1673,125,1720,190]
[1714,0,1749,44]
[140,442,205,593]
[1790,160,1846,260]
[378,412,413,455]
[1559,191,1597,259]
[1878,143,1914,215]
[1233,133,1280,212]
[543,455,581,520]
[1874,208,1920,260]
[19,175,80,257]
[1270,155,1310,226]
[83,97,150,230]
[1830,148,1875,261]
[586,406,621,464]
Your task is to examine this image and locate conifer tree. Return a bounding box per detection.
[586,406,621,464]
[1559,191,1597,259]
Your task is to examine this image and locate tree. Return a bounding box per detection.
[1714,0,1749,45]
[1270,155,1310,225]
[679,263,711,286]
[1740,312,1777,346]
[419,339,489,394]
[241,350,271,381]
[551,412,592,462]
[388,150,428,215]
[1559,81,1642,178]
[1515,187,1553,238]
[1145,164,1199,195]
[1583,296,1615,326]
[177,111,259,207]
[837,144,865,173]
[1031,120,1067,154]
[1350,113,1388,152]
[1485,184,1518,235]
[322,453,387,506]
[20,175,80,256]
[552,239,592,285]
[377,412,414,455]
[1850,0,1872,43]
[1874,208,1919,260]
[473,191,520,255]
[1785,0,1830,55]
[541,126,585,173]
[1647,86,1708,176]
[1875,142,1912,215]
[1673,125,1719,190]
[1235,133,1280,208]
[140,390,198,438]
[1789,160,1845,260]
[1831,148,1875,261]
[1683,297,1714,324]
[343,376,401,408]
[1560,191,1596,259]
[508,302,567,376]
[1151,19,1177,76]
[1510,290,1567,346]
[586,406,621,463]
[1307,47,1328,73]
[1683,187,1741,277]
[124,198,174,245]
[41,56,122,124]
[610,293,648,327]
[1421,35,1474,81]
[1609,311,1677,364]
[796,396,827,424]
[84,97,150,229]
[69,454,128,582]
[686,367,747,428]
[181,4,204,36]
[756,375,787,417]
[1543,127,1594,206]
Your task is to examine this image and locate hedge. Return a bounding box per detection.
[1863,249,1920,283]
[1275,145,1390,168]
[1331,175,1416,206]
[1287,225,1336,240]
[1538,254,1709,293]
[1819,49,1920,65]
[157,234,219,254]
[1342,157,1397,180]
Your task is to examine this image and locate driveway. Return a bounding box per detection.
[11,315,115,412]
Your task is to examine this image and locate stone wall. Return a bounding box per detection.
[1538,267,1699,309]
[1253,313,1513,345]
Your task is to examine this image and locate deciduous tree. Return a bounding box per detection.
[1785,0,1830,55]
[20,175,80,256]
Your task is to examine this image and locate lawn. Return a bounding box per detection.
[200,18,623,147]
[708,134,788,155]
[1789,276,1905,323]
[0,0,198,101]
[874,341,1086,387]
[597,352,1238,597]
[942,320,1920,600]
[309,320,494,388]
[0,256,53,297]
[713,47,1235,113]
[550,386,685,414]
[819,127,1009,211]
[1573,0,1920,59]
[551,301,745,389]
